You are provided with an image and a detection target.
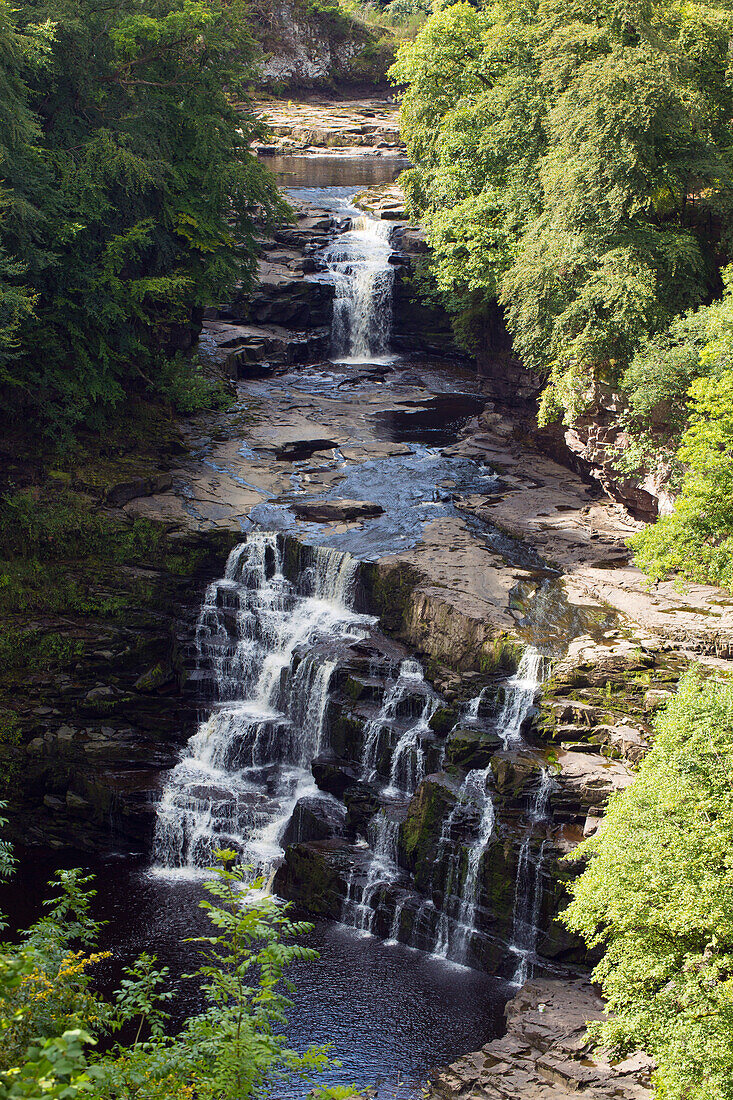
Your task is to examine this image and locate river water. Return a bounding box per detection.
[4,153,561,1095]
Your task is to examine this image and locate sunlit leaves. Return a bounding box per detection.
[563,670,733,1099]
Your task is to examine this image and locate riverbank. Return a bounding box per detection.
[1,108,727,1097]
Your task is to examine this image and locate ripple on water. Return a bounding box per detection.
[1,854,510,1098]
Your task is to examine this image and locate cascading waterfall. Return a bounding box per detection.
[359,659,439,790]
[508,766,555,985]
[342,809,401,933]
[497,649,550,750]
[339,659,438,935]
[323,213,394,362]
[152,533,372,878]
[429,646,546,965]
[340,645,549,969]
[155,528,555,978]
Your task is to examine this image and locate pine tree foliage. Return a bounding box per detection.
[0,0,285,439]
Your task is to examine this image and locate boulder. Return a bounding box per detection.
[281,794,346,846]
[291,499,385,523]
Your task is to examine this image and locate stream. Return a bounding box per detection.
[3,153,589,1096]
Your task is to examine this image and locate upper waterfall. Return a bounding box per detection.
[323,212,394,363]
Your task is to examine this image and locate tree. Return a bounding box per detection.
[628,267,733,587]
[562,669,733,1100]
[0,0,285,441]
[391,0,733,421]
[0,852,344,1100]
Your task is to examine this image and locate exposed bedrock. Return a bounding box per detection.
[0,527,240,854]
[430,979,653,1100]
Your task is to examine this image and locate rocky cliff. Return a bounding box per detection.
[252,0,394,90]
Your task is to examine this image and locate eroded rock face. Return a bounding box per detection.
[430,979,653,1100]
[2,527,240,854]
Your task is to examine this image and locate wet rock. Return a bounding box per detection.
[399,773,458,875]
[312,756,360,799]
[274,438,338,461]
[291,499,385,523]
[343,784,381,836]
[428,706,459,735]
[490,752,542,799]
[272,840,350,919]
[281,795,346,846]
[445,729,500,771]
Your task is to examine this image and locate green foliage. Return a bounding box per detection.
[630,368,733,588]
[163,357,233,416]
[391,0,733,417]
[563,669,733,1100]
[0,0,286,442]
[0,850,342,1100]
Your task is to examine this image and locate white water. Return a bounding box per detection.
[323,213,394,362]
[497,648,550,750]
[430,646,546,964]
[508,766,555,985]
[359,659,439,789]
[152,534,372,879]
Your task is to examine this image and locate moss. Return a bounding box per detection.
[328,711,364,758]
[342,676,366,702]
[478,635,523,675]
[362,561,422,634]
[428,705,458,735]
[400,776,457,873]
[444,729,497,771]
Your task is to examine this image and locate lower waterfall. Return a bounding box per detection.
[339,644,548,967]
[152,532,554,979]
[152,533,372,877]
[508,766,555,984]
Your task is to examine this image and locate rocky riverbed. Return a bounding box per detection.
[5,109,731,1097]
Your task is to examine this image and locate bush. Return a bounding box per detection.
[563,670,733,1100]
[0,851,349,1100]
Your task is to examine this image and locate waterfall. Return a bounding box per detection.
[358,659,438,788]
[428,646,546,965]
[508,766,555,985]
[342,809,401,933]
[152,534,371,879]
[497,648,549,750]
[339,658,438,936]
[340,644,549,969]
[323,214,394,362]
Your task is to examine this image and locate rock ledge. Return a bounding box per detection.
[430,980,653,1100]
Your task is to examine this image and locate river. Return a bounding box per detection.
[2,152,568,1095]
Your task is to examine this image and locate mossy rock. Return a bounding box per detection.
[478,635,523,676]
[361,561,422,634]
[490,752,542,798]
[399,773,458,874]
[445,728,500,771]
[133,663,172,693]
[272,842,345,919]
[344,784,381,837]
[428,705,458,735]
[325,707,364,759]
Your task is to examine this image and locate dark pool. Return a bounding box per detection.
[2,851,509,1097]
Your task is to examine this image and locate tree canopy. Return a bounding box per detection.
[0,0,284,441]
[391,0,733,420]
